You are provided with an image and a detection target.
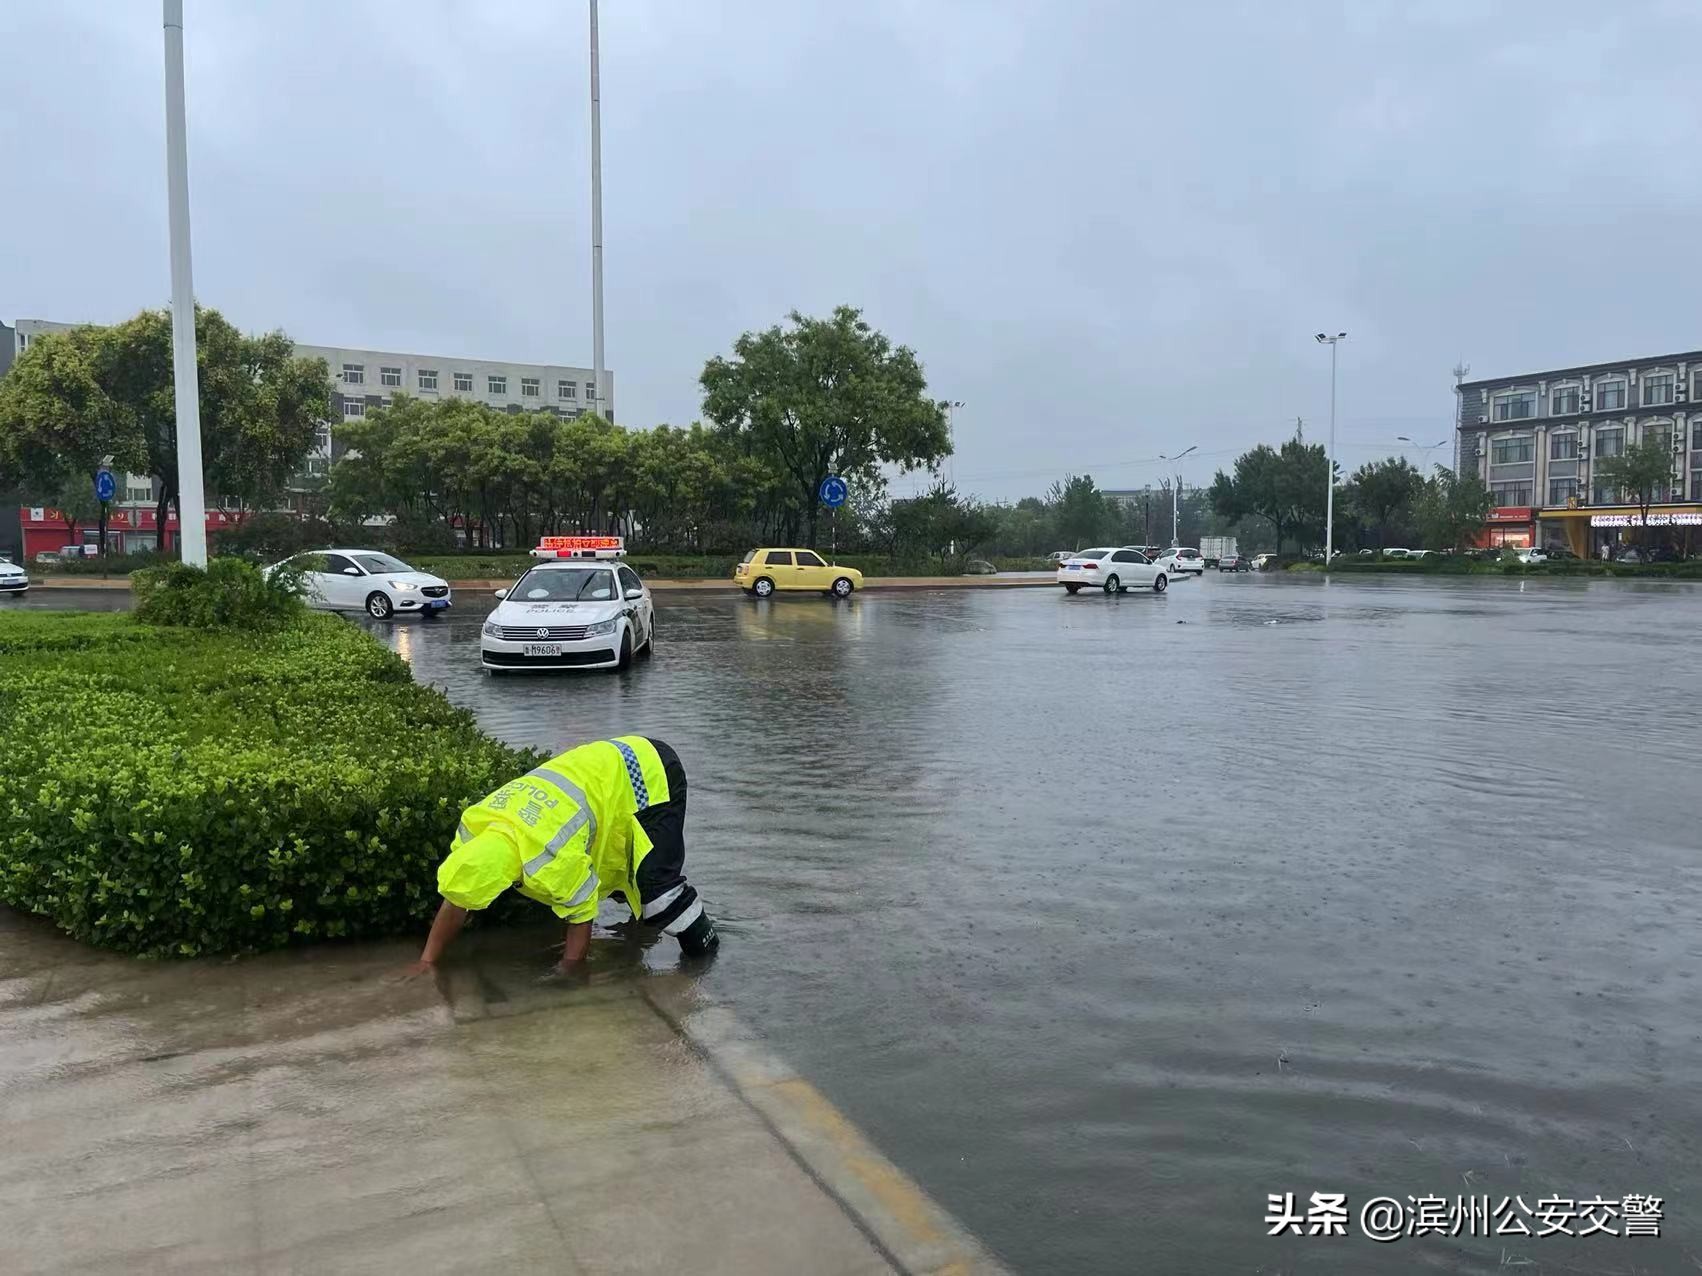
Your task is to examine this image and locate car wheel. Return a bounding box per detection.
[616,628,633,671]
[753,576,775,598]
[1064,583,1080,595]
[1103,574,1120,595]
[366,591,394,620]
[637,618,655,658]
[831,576,854,598]
[1153,573,1168,593]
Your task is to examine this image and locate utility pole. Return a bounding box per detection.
[162,0,207,565]
[1158,445,1197,547]
[589,0,606,423]
[1451,361,1470,477]
[1315,333,1347,563]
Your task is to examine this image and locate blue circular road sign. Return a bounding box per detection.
[95,469,116,503]
[819,475,848,509]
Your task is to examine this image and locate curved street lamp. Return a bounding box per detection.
[1159,446,1197,546]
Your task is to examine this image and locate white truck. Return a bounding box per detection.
[1199,536,1237,566]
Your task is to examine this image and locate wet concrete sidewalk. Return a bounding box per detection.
[0,910,1003,1275]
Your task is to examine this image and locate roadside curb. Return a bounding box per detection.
[642,978,1010,1276]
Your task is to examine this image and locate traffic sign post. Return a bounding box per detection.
[819,476,848,563]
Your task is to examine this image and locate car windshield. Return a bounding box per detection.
[353,552,412,574]
[512,568,616,602]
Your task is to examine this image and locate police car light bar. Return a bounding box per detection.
[531,535,625,560]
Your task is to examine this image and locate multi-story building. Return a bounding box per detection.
[1455,351,1702,556]
[293,341,612,479]
[3,316,613,551]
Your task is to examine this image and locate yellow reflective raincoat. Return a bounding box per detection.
[436,736,672,923]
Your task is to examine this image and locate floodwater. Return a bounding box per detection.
[17,576,1702,1272]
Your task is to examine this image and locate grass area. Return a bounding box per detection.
[1288,557,1702,579]
[0,610,542,955]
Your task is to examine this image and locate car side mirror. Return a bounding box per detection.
[624,587,644,601]
[342,566,361,576]
[494,588,508,600]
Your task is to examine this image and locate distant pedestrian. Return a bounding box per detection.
[408,737,718,976]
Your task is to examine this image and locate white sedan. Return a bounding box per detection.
[1056,546,1169,595]
[1153,547,1206,575]
[273,549,451,620]
[0,557,28,594]
[481,561,655,672]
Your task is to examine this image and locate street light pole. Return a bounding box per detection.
[162,0,207,566]
[589,0,606,423]
[946,400,964,485]
[1159,446,1197,547]
[1315,333,1347,563]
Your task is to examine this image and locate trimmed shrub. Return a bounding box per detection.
[133,557,306,631]
[0,612,544,956]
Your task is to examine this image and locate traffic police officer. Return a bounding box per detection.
[410,736,718,975]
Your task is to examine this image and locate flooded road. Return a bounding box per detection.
[17,575,1702,1271]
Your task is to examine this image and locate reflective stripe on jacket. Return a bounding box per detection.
[456,735,670,921]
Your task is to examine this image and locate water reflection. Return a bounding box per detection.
[372,577,1702,1273]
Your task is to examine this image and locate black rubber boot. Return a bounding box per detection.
[677,911,719,956]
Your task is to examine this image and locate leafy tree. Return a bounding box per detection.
[1048,473,1107,548]
[0,309,328,553]
[700,306,951,547]
[1596,441,1675,542]
[1413,465,1496,550]
[1348,457,1424,549]
[1208,428,1331,553]
[0,325,144,551]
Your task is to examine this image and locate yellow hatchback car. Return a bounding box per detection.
[734,548,864,599]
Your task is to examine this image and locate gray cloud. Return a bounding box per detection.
[3,1,1698,499]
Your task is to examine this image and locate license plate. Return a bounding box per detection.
[523,643,562,657]
[1066,564,1081,571]
[427,599,449,609]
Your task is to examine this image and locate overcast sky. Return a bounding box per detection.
[4,1,1700,499]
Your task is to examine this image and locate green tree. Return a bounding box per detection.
[1349,456,1424,549]
[700,306,951,548]
[1596,441,1675,543]
[1413,465,1496,550]
[1048,473,1107,548]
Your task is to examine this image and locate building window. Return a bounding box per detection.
[1693,469,1702,501]
[1646,425,1673,454]
[1593,427,1624,458]
[1549,432,1577,460]
[1592,480,1619,505]
[342,363,365,385]
[315,427,331,451]
[1551,387,1580,415]
[343,399,365,418]
[488,375,507,396]
[1641,374,1675,407]
[521,377,540,397]
[380,366,402,387]
[1595,379,1626,411]
[1491,481,1533,505]
[558,379,576,399]
[1692,421,1702,451]
[418,369,438,392]
[453,372,473,392]
[1547,478,1578,506]
[306,457,329,477]
[1492,391,1536,422]
[1490,435,1534,464]
[125,484,152,504]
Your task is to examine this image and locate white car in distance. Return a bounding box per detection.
[272,549,451,619]
[1056,547,1170,595]
[1153,547,1206,575]
[481,561,655,672]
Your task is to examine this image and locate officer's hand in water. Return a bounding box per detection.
[400,959,437,979]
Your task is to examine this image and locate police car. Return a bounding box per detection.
[480,536,655,672]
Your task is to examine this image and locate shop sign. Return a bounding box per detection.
[1589,512,1702,528]
[1488,507,1533,522]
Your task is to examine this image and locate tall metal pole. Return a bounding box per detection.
[1172,473,1181,546]
[163,0,207,565]
[589,0,606,423]
[1326,339,1337,563]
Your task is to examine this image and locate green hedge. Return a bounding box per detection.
[0,612,543,956]
[1291,557,1702,579]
